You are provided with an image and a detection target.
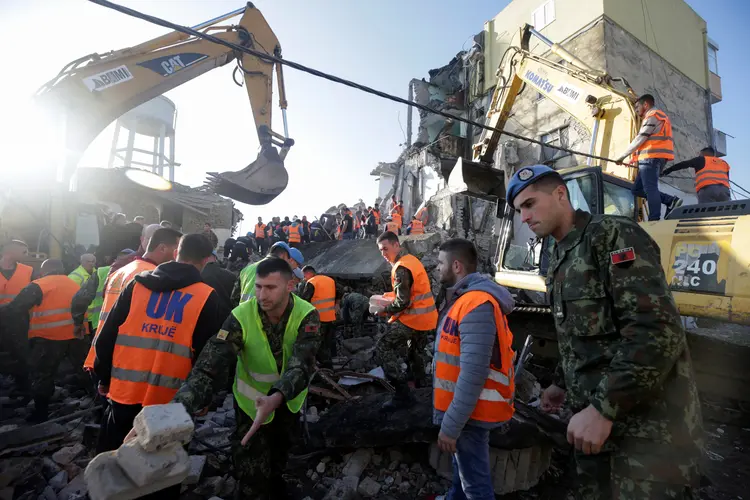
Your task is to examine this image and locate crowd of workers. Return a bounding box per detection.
[0,145,707,499]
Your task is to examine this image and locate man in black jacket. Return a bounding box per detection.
[201,251,236,321]
[93,234,224,457]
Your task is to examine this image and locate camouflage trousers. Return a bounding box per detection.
[28,337,90,404]
[316,322,337,368]
[376,321,431,388]
[232,399,298,500]
[575,448,699,500]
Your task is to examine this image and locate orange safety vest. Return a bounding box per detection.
[285,225,301,243]
[391,213,402,228]
[410,220,424,235]
[695,157,730,192]
[386,221,400,234]
[372,209,381,225]
[632,109,674,162]
[108,281,213,406]
[84,259,156,370]
[255,223,266,238]
[415,207,427,222]
[389,254,437,330]
[434,291,515,423]
[308,275,336,323]
[0,263,33,305]
[28,275,80,341]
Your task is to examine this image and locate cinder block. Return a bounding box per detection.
[85,450,189,500]
[132,403,194,452]
[116,439,188,487]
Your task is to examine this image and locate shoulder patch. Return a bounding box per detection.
[216,329,229,340]
[305,324,319,333]
[518,168,534,181]
[610,247,636,265]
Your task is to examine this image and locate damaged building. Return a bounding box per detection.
[374,0,726,268]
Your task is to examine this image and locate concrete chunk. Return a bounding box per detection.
[52,444,86,466]
[57,473,87,500]
[116,440,187,487]
[183,455,206,485]
[85,450,189,500]
[341,448,371,479]
[132,403,193,452]
[357,477,381,498]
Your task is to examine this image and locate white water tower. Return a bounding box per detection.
[108,96,179,182]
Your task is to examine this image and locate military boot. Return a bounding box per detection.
[381,383,413,412]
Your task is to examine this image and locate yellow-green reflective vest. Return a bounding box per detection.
[68,266,91,287]
[239,261,261,302]
[88,266,110,330]
[232,294,315,423]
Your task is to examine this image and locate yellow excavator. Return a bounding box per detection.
[35,2,291,206]
[450,24,750,405]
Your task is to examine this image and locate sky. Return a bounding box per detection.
[1,0,747,234]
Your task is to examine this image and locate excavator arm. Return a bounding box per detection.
[35,3,291,205]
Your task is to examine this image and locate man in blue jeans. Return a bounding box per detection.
[433,239,515,499]
[615,94,682,221]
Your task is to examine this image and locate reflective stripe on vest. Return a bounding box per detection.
[84,259,156,370]
[632,109,675,161]
[411,220,424,234]
[88,266,110,330]
[389,254,438,330]
[232,294,315,423]
[29,275,80,341]
[386,222,399,234]
[239,261,260,303]
[255,223,267,238]
[695,157,730,192]
[433,290,515,423]
[108,281,213,406]
[372,210,381,224]
[0,263,33,306]
[391,213,402,228]
[286,225,301,243]
[68,266,91,287]
[308,274,336,322]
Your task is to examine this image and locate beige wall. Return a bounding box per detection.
[603,0,707,88]
[483,0,604,92]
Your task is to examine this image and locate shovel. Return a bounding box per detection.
[205,144,288,205]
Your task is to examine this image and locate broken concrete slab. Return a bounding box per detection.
[400,233,441,258]
[116,440,188,487]
[342,337,374,353]
[184,455,206,485]
[57,472,87,500]
[341,448,372,479]
[301,240,390,279]
[49,470,68,491]
[132,403,193,452]
[85,450,189,500]
[0,422,66,455]
[52,444,86,466]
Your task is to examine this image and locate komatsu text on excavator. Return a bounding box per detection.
[36,2,291,205]
[449,24,750,403]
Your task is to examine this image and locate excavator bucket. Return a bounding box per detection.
[447,157,506,201]
[205,146,288,205]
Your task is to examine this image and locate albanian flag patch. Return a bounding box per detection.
[610,247,636,265]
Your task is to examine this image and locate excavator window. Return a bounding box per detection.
[602,181,636,218]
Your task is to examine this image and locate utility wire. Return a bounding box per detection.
[87,0,630,167]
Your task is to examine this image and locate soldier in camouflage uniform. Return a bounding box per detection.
[173,257,320,500]
[374,232,437,408]
[340,291,370,337]
[507,165,703,499]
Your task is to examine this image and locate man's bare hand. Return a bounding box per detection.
[437,431,457,454]
[241,392,284,446]
[97,383,109,397]
[566,404,612,455]
[73,325,86,340]
[540,384,565,413]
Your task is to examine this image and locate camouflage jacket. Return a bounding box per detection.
[173,295,321,415]
[384,250,413,314]
[548,210,703,456]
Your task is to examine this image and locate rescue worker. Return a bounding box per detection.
[385,217,400,235]
[201,251,237,321]
[68,253,96,286]
[662,146,731,203]
[390,195,404,219]
[391,210,403,231]
[0,239,33,393]
[4,259,90,422]
[373,231,438,409]
[407,217,425,235]
[172,257,320,499]
[414,205,428,223]
[233,242,304,305]
[434,239,515,499]
[202,222,219,250]
[93,234,223,459]
[284,217,303,248]
[109,224,161,274]
[340,207,355,240]
[615,94,682,220]
[506,164,703,498]
[301,215,311,244]
[370,205,381,226]
[254,217,267,254]
[340,291,370,337]
[82,228,183,371]
[300,265,343,368]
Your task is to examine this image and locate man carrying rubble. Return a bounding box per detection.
[232,241,304,305]
[172,257,320,499]
[300,265,344,367]
[506,164,703,498]
[3,259,90,422]
[434,239,515,499]
[92,234,223,459]
[374,231,438,409]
